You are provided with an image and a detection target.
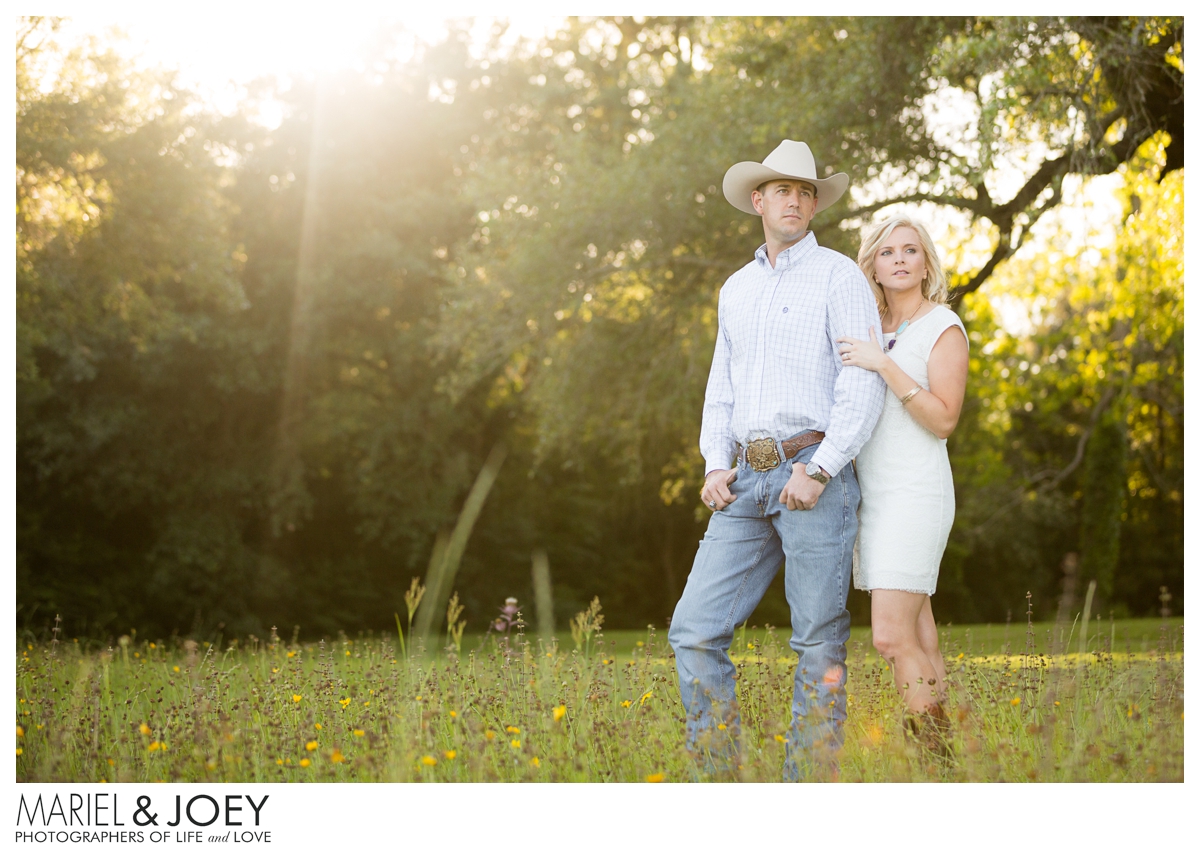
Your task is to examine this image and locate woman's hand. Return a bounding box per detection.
[836,328,890,373]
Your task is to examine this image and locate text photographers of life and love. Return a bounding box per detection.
[15,792,271,844]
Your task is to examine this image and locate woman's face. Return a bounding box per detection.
[873,226,927,297]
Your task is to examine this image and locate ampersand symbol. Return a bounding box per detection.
[133,796,158,826]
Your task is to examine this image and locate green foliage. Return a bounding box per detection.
[15,17,1184,637]
[15,620,1184,782]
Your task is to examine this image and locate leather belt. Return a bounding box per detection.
[736,431,826,472]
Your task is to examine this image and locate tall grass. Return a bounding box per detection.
[15,609,1183,783]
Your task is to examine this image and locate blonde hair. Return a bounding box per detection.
[857,214,949,316]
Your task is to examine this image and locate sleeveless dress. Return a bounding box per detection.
[853,304,968,595]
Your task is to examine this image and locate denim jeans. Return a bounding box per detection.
[668,444,858,779]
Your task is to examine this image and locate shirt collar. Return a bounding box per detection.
[754,231,819,270]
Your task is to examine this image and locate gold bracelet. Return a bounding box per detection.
[900,386,921,405]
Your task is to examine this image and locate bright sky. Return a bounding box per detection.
[48,6,564,119]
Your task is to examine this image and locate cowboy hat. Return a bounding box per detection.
[722,139,849,215]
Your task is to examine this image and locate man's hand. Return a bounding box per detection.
[701,468,738,512]
[779,466,827,511]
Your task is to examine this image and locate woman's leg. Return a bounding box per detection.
[870,590,940,713]
[916,596,948,700]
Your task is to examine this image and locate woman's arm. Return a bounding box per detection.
[837,325,969,439]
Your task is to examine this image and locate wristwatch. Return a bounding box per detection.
[805,461,831,485]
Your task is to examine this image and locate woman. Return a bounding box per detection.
[836,214,969,753]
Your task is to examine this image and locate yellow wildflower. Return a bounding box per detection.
[149,643,156,649]
[315,723,322,730]
[330,749,345,763]
[553,705,567,722]
[506,726,520,734]
[147,741,162,752]
[107,758,114,766]
[449,711,457,718]
[300,758,311,768]
[276,758,284,766]
[421,755,437,766]
[292,694,302,703]
[17,726,24,738]
[353,729,365,737]
[339,698,351,709]
[621,700,633,708]
[510,739,521,748]
[306,740,318,752]
[645,773,665,783]
[636,641,645,647]
[639,691,653,705]
[774,734,786,743]
[956,652,965,660]
[530,756,540,768]
[485,730,496,741]
[717,723,727,731]
[16,748,23,756]
[1010,698,1021,706]
[287,651,296,658]
[362,701,370,707]
[443,750,456,760]
[173,666,180,673]
[272,667,279,674]
[139,723,152,736]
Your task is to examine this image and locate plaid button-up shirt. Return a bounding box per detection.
[700,232,886,478]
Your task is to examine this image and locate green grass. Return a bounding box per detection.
[15,616,1183,783]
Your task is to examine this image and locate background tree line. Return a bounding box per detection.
[16,16,1183,639]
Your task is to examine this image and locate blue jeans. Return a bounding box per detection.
[668,445,859,779]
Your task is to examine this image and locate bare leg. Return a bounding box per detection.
[870,590,941,713]
[915,596,948,699]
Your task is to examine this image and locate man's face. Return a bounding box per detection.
[752,179,818,246]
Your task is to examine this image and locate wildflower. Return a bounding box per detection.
[300,758,311,768]
[345,650,351,656]
[148,742,162,752]
[443,750,456,760]
[276,758,284,766]
[553,705,567,722]
[449,711,457,718]
[506,726,520,734]
[272,668,279,674]
[774,734,786,743]
[530,756,540,768]
[353,729,364,737]
[362,701,370,707]
[287,651,296,658]
[330,749,345,763]
[717,723,727,731]
[206,759,218,771]
[602,658,613,665]
[1054,701,1060,706]
[149,642,156,649]
[16,726,24,738]
[173,666,180,673]
[421,755,437,766]
[1010,698,1021,706]
[485,730,496,741]
[36,724,44,730]
[306,741,318,752]
[746,643,754,650]
[339,698,351,709]
[315,723,323,730]
[16,748,23,756]
[292,694,302,703]
[645,772,665,783]
[621,700,633,708]
[139,723,152,736]
[510,739,521,748]
[639,691,653,706]
[107,758,114,767]
[636,641,645,647]
[956,652,965,660]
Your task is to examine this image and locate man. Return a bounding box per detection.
[667,139,885,778]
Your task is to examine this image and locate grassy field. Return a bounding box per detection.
[15,612,1183,783]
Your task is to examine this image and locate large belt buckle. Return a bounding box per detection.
[745,437,782,472]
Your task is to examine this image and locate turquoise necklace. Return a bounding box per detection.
[883,300,925,352]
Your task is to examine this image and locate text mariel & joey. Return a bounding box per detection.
[16,792,271,844]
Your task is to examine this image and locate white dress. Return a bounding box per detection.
[853,305,968,595]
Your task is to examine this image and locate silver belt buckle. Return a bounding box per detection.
[744,437,782,472]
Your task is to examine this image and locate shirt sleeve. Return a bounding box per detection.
[810,266,886,477]
[699,290,738,475]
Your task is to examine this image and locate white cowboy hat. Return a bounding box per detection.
[722,139,849,215]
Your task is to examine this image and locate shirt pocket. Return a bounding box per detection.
[766,299,825,366]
